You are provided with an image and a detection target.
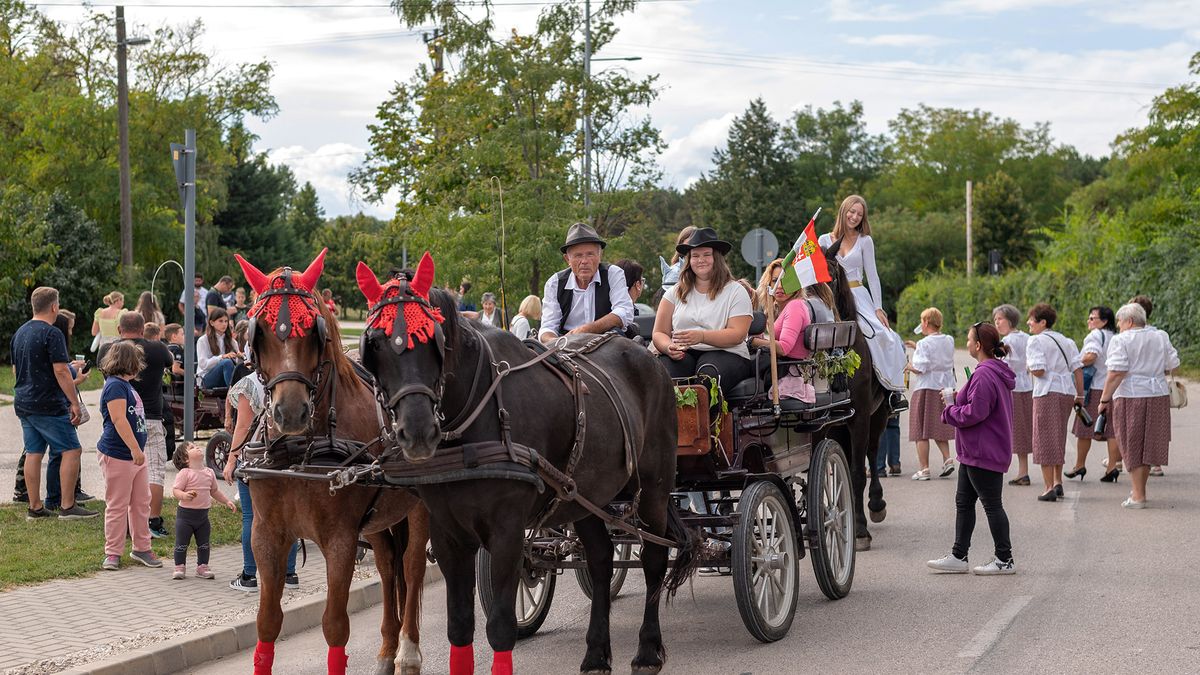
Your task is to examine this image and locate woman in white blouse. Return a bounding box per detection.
[197,308,240,389]
[508,295,541,341]
[1068,305,1117,480]
[1096,303,1179,508]
[477,292,500,327]
[818,195,907,393]
[652,228,753,395]
[993,304,1034,485]
[904,307,956,480]
[1025,303,1085,502]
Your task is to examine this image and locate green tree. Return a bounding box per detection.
[287,182,325,248]
[688,98,802,278]
[784,100,888,210]
[213,125,302,270]
[352,0,662,300]
[311,213,394,312]
[972,170,1034,273]
[869,208,965,310]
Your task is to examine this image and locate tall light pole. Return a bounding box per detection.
[581,0,639,212]
[116,5,150,276]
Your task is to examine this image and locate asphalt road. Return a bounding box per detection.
[187,350,1200,674]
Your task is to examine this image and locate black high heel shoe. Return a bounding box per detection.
[1055,483,1064,497]
[1065,466,1087,480]
[1037,489,1058,502]
[1099,468,1120,483]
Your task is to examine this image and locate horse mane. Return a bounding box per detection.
[318,299,362,392]
[428,287,463,372]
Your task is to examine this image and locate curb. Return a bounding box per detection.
[60,563,442,675]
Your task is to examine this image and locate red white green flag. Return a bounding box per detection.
[779,209,830,294]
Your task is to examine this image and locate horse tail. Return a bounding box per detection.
[659,504,702,603]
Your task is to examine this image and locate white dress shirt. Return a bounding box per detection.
[538,264,634,340]
[910,333,956,391]
[1026,330,1082,397]
[196,334,231,380]
[1080,328,1114,390]
[1001,330,1033,393]
[1106,327,1180,399]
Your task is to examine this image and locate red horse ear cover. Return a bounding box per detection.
[297,247,328,291]
[235,254,270,295]
[411,251,435,298]
[356,261,384,306]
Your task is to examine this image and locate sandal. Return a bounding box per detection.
[939,459,956,478]
[911,468,931,481]
[1008,475,1031,486]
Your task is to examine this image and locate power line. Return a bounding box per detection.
[32,0,696,8]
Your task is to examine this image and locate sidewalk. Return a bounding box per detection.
[0,543,369,674]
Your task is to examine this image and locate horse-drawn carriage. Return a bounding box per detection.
[230,248,889,675]
[477,314,860,643]
[162,373,235,470]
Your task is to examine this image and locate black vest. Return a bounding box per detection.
[554,263,612,335]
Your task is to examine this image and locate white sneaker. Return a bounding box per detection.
[927,554,969,573]
[912,469,931,481]
[1122,497,1146,509]
[939,459,956,478]
[972,558,1016,575]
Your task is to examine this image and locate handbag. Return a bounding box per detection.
[89,333,102,353]
[1047,334,1091,425]
[1169,378,1188,409]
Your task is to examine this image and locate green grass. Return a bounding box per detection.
[0,498,243,590]
[0,364,105,397]
[339,326,363,340]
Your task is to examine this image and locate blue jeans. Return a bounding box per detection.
[875,417,901,473]
[237,478,298,577]
[202,359,236,388]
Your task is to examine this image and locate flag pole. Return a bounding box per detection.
[766,205,821,416]
[770,206,822,296]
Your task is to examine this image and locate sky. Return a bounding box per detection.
[36,0,1200,219]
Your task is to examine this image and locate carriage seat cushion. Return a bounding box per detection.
[726,378,851,411]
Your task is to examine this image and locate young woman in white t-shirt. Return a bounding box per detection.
[903,307,956,480]
[652,228,753,395]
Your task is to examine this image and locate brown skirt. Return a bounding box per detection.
[1072,393,1108,440]
[1011,391,1033,455]
[909,388,955,442]
[1032,392,1074,465]
[1112,396,1171,469]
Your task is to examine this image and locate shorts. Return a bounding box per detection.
[144,419,167,486]
[20,414,82,456]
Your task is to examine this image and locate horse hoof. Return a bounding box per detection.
[373,658,396,675]
[869,507,886,523]
[855,536,872,552]
[631,664,664,675]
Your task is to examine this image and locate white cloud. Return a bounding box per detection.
[843,33,955,47]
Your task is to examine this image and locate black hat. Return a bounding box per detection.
[676,227,732,256]
[560,222,607,254]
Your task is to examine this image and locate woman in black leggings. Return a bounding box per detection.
[926,323,1017,576]
[651,228,753,394]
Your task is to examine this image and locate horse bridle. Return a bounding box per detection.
[247,268,333,417]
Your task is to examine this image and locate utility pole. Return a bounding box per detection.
[423,28,443,80]
[582,0,592,211]
[116,5,133,274]
[966,180,974,278]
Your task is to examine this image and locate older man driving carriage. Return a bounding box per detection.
[538,222,635,344]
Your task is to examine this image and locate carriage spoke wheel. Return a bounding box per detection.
[732,481,800,643]
[477,538,556,640]
[807,438,856,600]
[576,541,636,600]
[205,431,232,474]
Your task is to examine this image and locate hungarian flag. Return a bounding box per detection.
[779,213,831,294]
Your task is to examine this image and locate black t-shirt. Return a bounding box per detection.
[98,337,173,421]
[11,319,71,418]
[205,288,227,311]
[168,343,185,369]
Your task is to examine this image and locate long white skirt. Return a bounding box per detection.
[850,285,906,391]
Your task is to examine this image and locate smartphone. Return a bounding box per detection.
[81,360,94,374]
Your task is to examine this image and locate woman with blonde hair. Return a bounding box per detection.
[508,295,542,341]
[92,291,126,349]
[135,291,165,327]
[817,195,907,394]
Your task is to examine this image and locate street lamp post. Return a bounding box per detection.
[580,0,640,213]
[116,5,150,277]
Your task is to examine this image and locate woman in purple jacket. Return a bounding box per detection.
[927,322,1017,576]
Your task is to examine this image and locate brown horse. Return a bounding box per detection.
[236,249,430,675]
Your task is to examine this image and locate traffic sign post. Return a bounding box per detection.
[172,131,196,441]
[741,228,780,284]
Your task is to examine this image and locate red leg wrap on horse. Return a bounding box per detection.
[327,646,348,675]
[449,644,474,675]
[253,641,275,675]
[492,650,513,675]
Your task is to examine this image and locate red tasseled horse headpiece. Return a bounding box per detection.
[356,252,444,351]
[236,248,327,339]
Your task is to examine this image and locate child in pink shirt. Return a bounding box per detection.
[170,442,237,579]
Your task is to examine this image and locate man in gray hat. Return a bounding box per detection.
[539,222,635,344]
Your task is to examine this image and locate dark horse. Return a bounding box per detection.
[235,249,431,675]
[819,238,894,551]
[356,253,695,675]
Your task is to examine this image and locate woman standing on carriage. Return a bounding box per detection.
[817,195,907,400]
[652,227,753,395]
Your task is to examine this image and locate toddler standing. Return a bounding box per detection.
[171,442,237,579]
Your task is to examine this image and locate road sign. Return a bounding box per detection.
[741,228,779,283]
